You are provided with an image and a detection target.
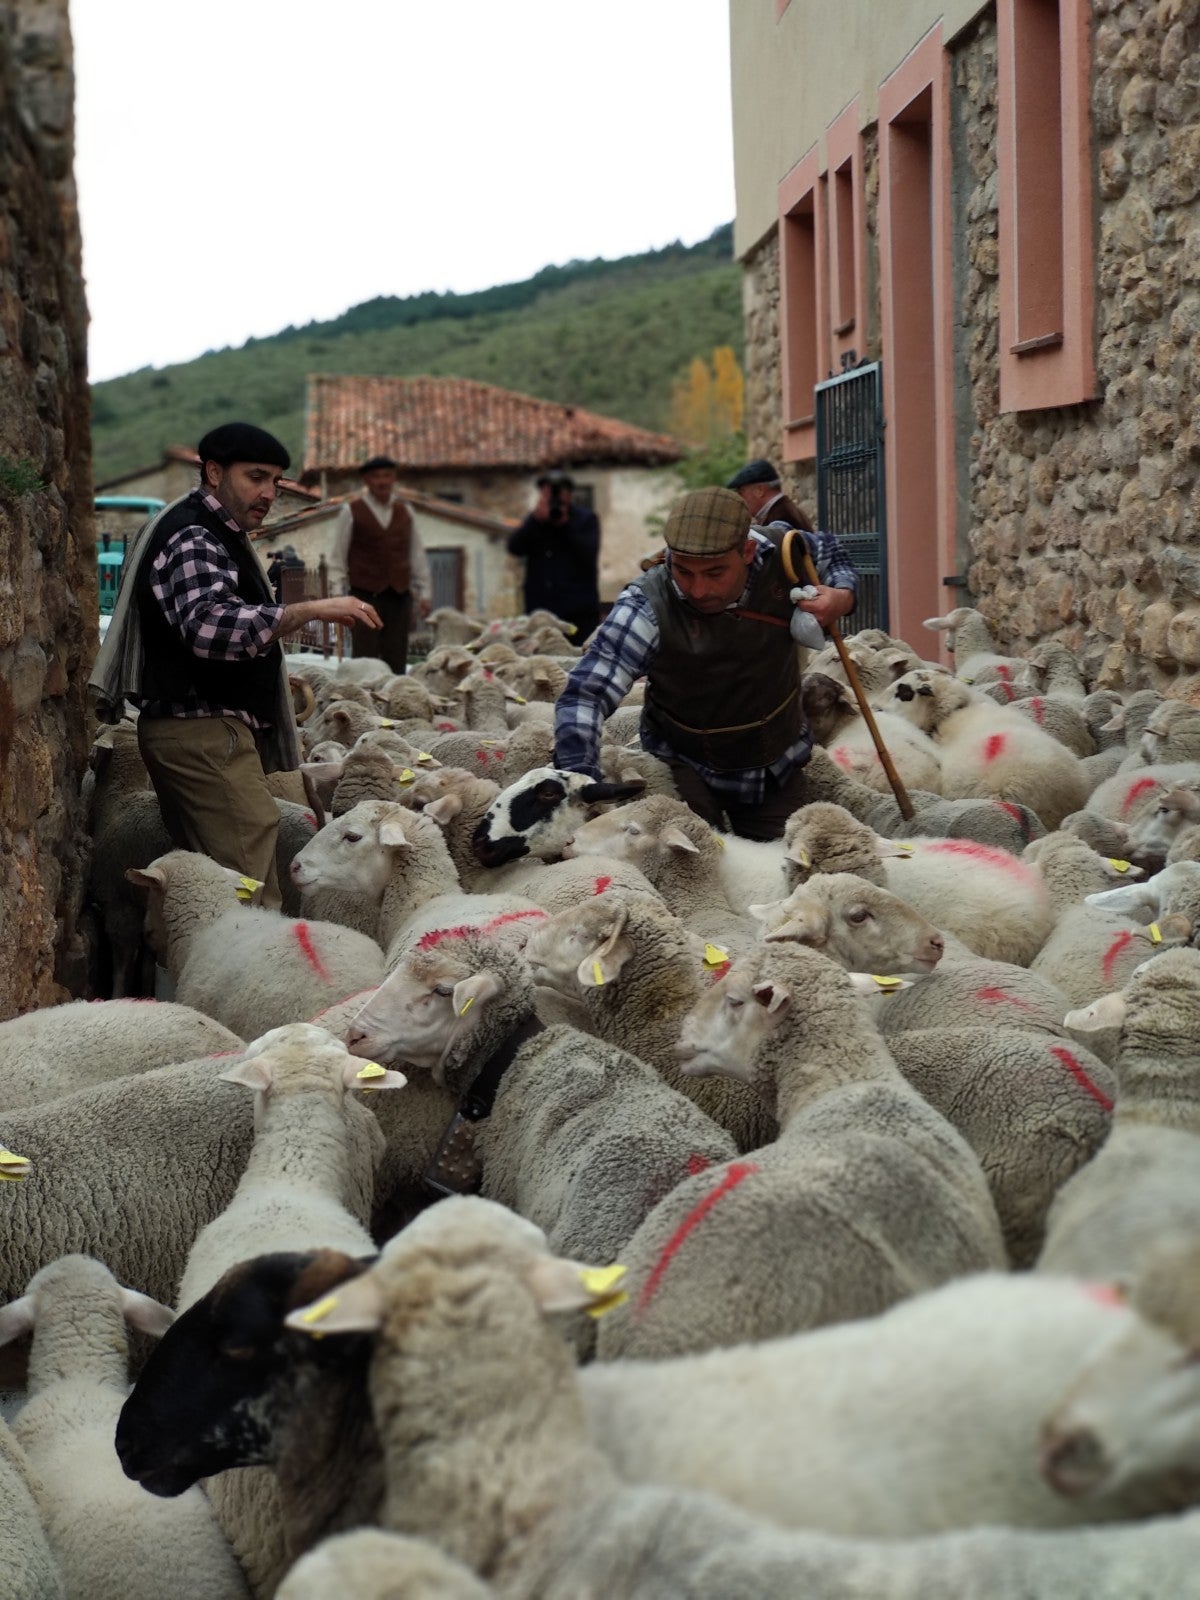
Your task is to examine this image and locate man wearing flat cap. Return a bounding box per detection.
[554,486,856,839]
[726,457,815,534]
[330,455,430,674]
[91,422,381,906]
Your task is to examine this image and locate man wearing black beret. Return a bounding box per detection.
[330,455,430,674]
[726,457,815,535]
[91,421,380,907]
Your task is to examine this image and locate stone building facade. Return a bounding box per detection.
[734,0,1200,696]
[0,1,93,1015]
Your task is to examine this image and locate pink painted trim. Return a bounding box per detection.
[997,0,1096,411]
[825,101,866,374]
[878,24,955,647]
[778,145,826,464]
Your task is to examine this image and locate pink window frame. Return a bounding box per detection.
[825,100,867,371]
[778,147,827,463]
[997,0,1096,411]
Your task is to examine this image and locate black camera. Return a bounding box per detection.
[540,470,574,524]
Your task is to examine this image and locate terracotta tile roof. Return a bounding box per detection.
[303,375,684,478]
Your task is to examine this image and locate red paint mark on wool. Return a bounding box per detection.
[304,812,318,828]
[417,924,474,950]
[487,909,547,930]
[1050,1046,1114,1113]
[685,1154,711,1176]
[293,922,329,982]
[208,1050,240,1059]
[416,909,546,951]
[492,750,505,763]
[998,679,1017,702]
[436,721,457,733]
[996,664,1012,681]
[1121,777,1160,818]
[1102,930,1134,984]
[1029,697,1046,725]
[635,1162,759,1317]
[923,838,1032,881]
[1082,1282,1126,1310]
[593,876,613,895]
[973,986,1034,1012]
[474,750,489,765]
[982,732,1008,763]
[831,746,853,771]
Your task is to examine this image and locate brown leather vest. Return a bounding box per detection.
[634,530,804,771]
[346,496,414,594]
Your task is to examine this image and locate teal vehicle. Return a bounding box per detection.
[94,496,165,614]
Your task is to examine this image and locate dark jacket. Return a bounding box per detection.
[507,504,600,619]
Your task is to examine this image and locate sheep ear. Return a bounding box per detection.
[751,980,792,1014]
[785,839,811,869]
[377,813,412,849]
[763,913,824,947]
[284,1274,385,1338]
[747,900,781,924]
[0,1295,35,1347]
[922,613,955,632]
[1064,992,1128,1032]
[343,1060,408,1092]
[120,1288,175,1339]
[576,917,633,988]
[125,866,166,892]
[423,794,462,825]
[526,1257,628,1318]
[452,970,504,1018]
[219,1056,275,1092]
[847,973,915,995]
[661,826,700,856]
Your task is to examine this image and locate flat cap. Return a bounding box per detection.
[197,422,290,472]
[664,487,751,556]
[725,457,781,491]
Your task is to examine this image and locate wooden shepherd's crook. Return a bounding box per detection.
[781,531,915,821]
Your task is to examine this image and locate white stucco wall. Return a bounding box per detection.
[731,0,989,257]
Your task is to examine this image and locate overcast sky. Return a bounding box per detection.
[72,0,735,384]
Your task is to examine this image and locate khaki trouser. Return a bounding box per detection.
[137,716,282,907]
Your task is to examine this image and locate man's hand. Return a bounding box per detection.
[794,585,854,629]
[274,596,382,639]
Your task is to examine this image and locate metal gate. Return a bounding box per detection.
[427,547,466,611]
[815,361,888,632]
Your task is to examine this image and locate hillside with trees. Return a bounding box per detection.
[90,224,741,482]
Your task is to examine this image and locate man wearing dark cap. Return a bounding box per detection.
[330,455,430,673]
[554,486,856,839]
[726,458,815,533]
[91,422,381,906]
[507,469,602,641]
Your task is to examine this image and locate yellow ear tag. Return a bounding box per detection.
[515,695,527,704]
[1148,922,1163,944]
[580,1263,628,1317]
[297,1294,339,1335]
[355,1062,386,1080]
[703,943,729,967]
[417,752,434,765]
[871,975,904,991]
[379,718,395,728]
[0,1148,31,1182]
[397,768,416,785]
[592,961,606,987]
[793,845,811,868]
[711,833,726,850]
[1107,858,1132,873]
[457,996,475,1016]
[961,676,974,685]
[891,841,916,855]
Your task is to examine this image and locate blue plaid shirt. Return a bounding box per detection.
[136,491,285,728]
[554,526,857,805]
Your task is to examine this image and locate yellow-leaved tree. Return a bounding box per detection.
[669,345,745,445]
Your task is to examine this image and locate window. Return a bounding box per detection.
[826,102,866,370]
[779,147,826,463]
[997,0,1095,410]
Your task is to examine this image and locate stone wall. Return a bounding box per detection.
[741,0,1200,695]
[0,1,93,1016]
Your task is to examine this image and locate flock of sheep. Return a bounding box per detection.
[3,600,1200,1598]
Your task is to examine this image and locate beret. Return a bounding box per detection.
[361,455,399,473]
[725,458,781,491]
[197,423,290,472]
[664,487,751,556]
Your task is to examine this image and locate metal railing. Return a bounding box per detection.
[815,361,888,632]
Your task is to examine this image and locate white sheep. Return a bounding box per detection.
[0,1000,242,1110]
[1030,902,1184,1010]
[1083,857,1200,926]
[877,670,1089,830]
[176,1023,404,1311]
[802,672,944,793]
[1022,830,1147,911]
[276,1530,493,1600]
[345,932,736,1282]
[284,1199,1200,1600]
[0,1255,249,1600]
[782,801,1056,965]
[594,942,1006,1359]
[923,604,1028,682]
[127,849,387,1037]
[1040,947,1200,1279]
[0,1415,62,1600]
[1088,761,1200,825]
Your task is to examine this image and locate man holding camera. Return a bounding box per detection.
[507,470,601,642]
